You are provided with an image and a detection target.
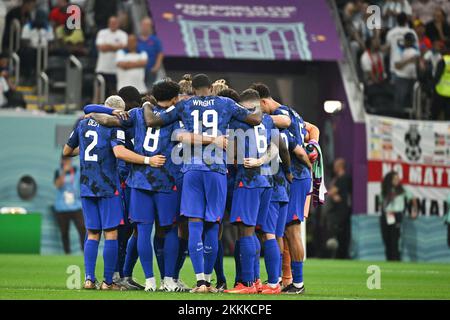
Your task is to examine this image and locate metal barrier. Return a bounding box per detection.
[412,81,423,120]
[8,19,21,53]
[36,44,48,85]
[9,52,20,85]
[37,72,49,109]
[65,55,83,112]
[93,74,105,104]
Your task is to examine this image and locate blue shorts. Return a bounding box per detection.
[180,170,227,223]
[129,188,180,226]
[273,201,289,237]
[81,195,123,230]
[230,187,272,227]
[286,178,311,224]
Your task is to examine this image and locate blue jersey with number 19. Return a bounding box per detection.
[159,96,251,174]
[66,118,124,197]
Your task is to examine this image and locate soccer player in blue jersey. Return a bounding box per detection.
[224,89,291,294]
[144,74,262,293]
[63,116,126,290]
[250,82,314,294]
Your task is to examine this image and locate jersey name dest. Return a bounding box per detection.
[192,99,215,107]
[87,119,100,127]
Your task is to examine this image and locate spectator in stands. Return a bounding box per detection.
[19,9,54,81]
[95,16,127,96]
[382,0,412,30]
[342,1,366,64]
[380,171,417,261]
[423,40,443,76]
[432,40,450,120]
[0,52,26,108]
[412,0,438,25]
[360,36,391,109]
[54,155,85,255]
[54,24,87,56]
[393,32,420,112]
[425,7,450,44]
[0,1,6,53]
[326,158,352,259]
[137,17,163,90]
[384,13,418,79]
[446,193,450,248]
[85,0,118,31]
[49,0,70,28]
[2,0,36,52]
[116,34,148,94]
[414,19,432,54]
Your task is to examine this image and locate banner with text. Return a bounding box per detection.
[366,115,450,217]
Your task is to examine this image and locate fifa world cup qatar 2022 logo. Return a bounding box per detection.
[404,124,422,162]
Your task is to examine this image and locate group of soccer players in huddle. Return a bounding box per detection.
[63,73,320,295]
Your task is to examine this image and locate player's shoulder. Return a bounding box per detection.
[274,105,290,116]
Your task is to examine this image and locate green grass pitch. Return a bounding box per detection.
[1,254,449,300]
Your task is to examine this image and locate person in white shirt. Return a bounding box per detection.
[393,32,420,112]
[384,13,419,78]
[95,16,127,96]
[116,34,148,94]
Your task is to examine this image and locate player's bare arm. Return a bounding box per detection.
[89,113,122,127]
[243,141,279,168]
[293,145,312,170]
[113,145,166,167]
[271,114,291,129]
[305,121,320,142]
[176,132,228,150]
[242,104,263,126]
[143,102,167,127]
[62,145,79,157]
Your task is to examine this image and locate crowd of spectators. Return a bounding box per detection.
[341,0,450,120]
[0,0,164,108]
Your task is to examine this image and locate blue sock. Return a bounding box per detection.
[291,261,304,284]
[214,239,226,283]
[174,238,188,280]
[116,225,130,277]
[163,226,179,278]
[137,223,154,279]
[264,239,281,285]
[188,221,204,275]
[84,239,99,281]
[103,239,118,285]
[240,236,256,284]
[203,223,219,276]
[123,235,138,277]
[234,240,241,283]
[253,235,261,281]
[153,236,165,280]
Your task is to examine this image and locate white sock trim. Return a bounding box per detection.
[293,282,304,288]
[195,273,205,281]
[205,273,212,283]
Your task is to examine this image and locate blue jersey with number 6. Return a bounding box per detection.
[159,96,251,174]
[66,118,124,197]
[122,106,181,192]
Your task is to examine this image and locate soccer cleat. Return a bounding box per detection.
[83,279,98,290]
[190,284,208,293]
[260,284,282,294]
[281,283,305,294]
[163,278,180,292]
[254,279,263,293]
[144,279,157,292]
[158,279,165,291]
[175,279,191,292]
[206,283,218,293]
[100,281,122,290]
[216,281,227,292]
[224,282,257,294]
[121,277,145,290]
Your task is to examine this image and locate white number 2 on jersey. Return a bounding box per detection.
[84,130,98,162]
[143,127,160,152]
[191,109,218,137]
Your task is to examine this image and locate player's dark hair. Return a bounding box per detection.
[249,82,271,99]
[192,73,211,89]
[240,88,260,102]
[397,12,408,26]
[151,79,180,102]
[381,171,405,204]
[217,88,240,102]
[118,86,142,110]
